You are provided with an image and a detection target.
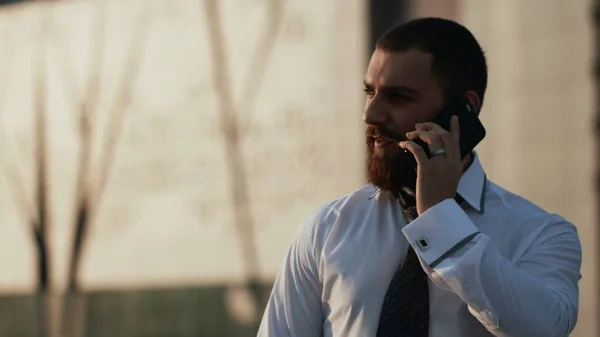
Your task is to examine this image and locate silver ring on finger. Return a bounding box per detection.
[430,147,445,158]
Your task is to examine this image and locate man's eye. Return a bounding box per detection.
[363,88,375,97]
[387,93,409,103]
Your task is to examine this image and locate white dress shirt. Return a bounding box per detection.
[258,153,582,337]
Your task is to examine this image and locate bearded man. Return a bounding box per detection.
[257,17,581,337]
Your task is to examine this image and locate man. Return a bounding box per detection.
[257,17,581,337]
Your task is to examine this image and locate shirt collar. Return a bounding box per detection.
[368,152,488,213]
[457,151,487,213]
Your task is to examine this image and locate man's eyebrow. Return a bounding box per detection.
[363,80,421,97]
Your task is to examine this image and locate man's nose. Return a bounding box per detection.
[363,99,389,125]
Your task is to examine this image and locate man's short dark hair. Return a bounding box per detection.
[376,17,488,112]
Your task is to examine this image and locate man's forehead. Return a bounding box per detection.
[364,49,434,87]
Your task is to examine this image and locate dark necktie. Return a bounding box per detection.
[376,202,429,337]
[376,192,465,337]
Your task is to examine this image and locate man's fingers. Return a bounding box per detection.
[415,122,447,134]
[406,130,443,152]
[399,140,428,166]
[415,120,458,158]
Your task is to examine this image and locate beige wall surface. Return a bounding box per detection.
[0,0,366,292]
[458,1,597,336]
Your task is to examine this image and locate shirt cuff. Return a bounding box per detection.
[402,198,480,267]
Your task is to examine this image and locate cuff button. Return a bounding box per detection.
[416,237,430,252]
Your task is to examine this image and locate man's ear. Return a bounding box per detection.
[463,90,481,115]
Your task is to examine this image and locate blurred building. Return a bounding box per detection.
[0,0,595,336]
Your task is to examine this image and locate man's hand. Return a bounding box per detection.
[400,116,462,215]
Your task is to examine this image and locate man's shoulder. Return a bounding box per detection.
[300,184,377,234]
[306,184,377,225]
[485,180,571,225]
[297,184,376,251]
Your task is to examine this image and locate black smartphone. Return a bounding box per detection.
[405,96,486,167]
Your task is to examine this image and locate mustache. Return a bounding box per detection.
[365,125,406,142]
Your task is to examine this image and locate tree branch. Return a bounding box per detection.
[238,0,284,122]
[203,0,267,323]
[32,0,53,294]
[89,4,152,214]
[65,1,108,295]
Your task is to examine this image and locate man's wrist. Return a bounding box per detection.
[418,196,457,215]
[404,199,479,266]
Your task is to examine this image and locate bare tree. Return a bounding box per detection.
[56,2,151,336]
[203,0,283,329]
[33,7,52,336]
[0,63,52,334]
[0,2,150,337]
[0,4,56,336]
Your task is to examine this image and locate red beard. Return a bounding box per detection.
[365,125,417,195]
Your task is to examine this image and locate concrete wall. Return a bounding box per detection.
[0,1,367,335]
[0,0,366,292]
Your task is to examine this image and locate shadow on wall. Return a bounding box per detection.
[0,283,273,337]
